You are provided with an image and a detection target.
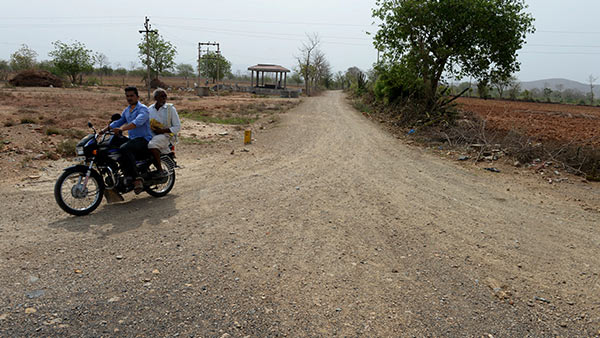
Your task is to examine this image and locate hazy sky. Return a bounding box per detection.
[1,0,599,82]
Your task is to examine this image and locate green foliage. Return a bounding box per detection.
[56,139,78,157]
[477,81,490,99]
[289,72,304,85]
[114,67,128,76]
[37,60,59,75]
[10,44,37,71]
[176,63,195,87]
[0,59,10,81]
[373,0,535,109]
[49,40,95,84]
[180,111,256,125]
[138,31,177,81]
[176,63,195,78]
[373,61,424,104]
[198,53,232,83]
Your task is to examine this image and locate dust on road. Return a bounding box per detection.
[1,91,599,336]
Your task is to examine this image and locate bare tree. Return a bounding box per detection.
[588,74,597,105]
[312,49,331,91]
[297,33,320,96]
[95,53,109,85]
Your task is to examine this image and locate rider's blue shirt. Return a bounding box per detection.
[110,102,153,141]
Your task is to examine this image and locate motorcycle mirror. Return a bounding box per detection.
[111,113,121,122]
[88,121,93,128]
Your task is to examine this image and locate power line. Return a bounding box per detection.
[156,23,370,41]
[520,51,600,55]
[154,23,370,46]
[155,16,371,28]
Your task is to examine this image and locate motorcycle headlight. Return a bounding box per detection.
[76,146,84,156]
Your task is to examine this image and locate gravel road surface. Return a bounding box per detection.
[1,91,599,336]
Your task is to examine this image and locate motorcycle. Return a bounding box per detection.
[54,117,178,216]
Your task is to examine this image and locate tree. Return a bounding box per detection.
[492,76,517,99]
[373,0,535,111]
[477,80,490,99]
[507,81,521,100]
[176,63,195,87]
[297,33,320,96]
[543,87,553,102]
[0,60,10,81]
[137,31,177,81]
[114,67,128,86]
[49,40,95,84]
[588,74,597,105]
[10,44,37,71]
[289,72,304,85]
[95,52,110,85]
[198,53,231,83]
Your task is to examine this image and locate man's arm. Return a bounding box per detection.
[101,113,125,133]
[132,106,149,127]
[168,106,181,134]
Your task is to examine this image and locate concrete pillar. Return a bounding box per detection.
[284,72,287,89]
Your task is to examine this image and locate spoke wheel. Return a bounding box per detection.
[54,168,104,216]
[146,157,176,197]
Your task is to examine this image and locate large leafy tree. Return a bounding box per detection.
[138,31,177,81]
[10,44,38,71]
[373,0,535,109]
[49,41,95,84]
[198,53,231,83]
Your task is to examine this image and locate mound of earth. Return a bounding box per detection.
[150,78,168,89]
[9,70,64,88]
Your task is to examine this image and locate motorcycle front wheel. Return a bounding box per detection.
[54,167,104,216]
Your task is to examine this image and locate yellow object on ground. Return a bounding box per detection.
[244,130,252,144]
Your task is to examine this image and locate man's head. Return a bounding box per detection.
[153,88,167,107]
[124,86,139,106]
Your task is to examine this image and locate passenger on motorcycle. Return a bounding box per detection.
[101,86,153,194]
[148,88,180,177]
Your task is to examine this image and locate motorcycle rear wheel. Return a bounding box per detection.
[54,167,104,216]
[145,158,176,197]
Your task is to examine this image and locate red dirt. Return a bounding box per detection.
[456,98,600,147]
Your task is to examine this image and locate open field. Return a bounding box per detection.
[0,86,298,182]
[456,97,600,148]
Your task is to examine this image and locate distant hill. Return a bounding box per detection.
[519,78,598,95]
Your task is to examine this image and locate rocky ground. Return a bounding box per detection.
[0,91,599,336]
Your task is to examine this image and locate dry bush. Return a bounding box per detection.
[436,111,600,176]
[56,139,78,157]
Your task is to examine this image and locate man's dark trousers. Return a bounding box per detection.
[119,137,149,179]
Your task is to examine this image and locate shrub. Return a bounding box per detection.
[20,117,36,124]
[56,139,78,157]
[373,62,424,105]
[45,127,62,135]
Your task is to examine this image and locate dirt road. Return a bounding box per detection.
[1,91,599,336]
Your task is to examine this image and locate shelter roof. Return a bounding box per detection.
[248,64,290,72]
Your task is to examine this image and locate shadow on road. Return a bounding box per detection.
[49,194,179,236]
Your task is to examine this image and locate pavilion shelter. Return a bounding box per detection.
[248,64,291,90]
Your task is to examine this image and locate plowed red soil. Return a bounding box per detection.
[456,98,600,147]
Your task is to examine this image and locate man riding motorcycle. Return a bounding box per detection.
[101,86,153,194]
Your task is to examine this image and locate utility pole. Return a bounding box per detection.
[198,42,221,96]
[139,17,157,101]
